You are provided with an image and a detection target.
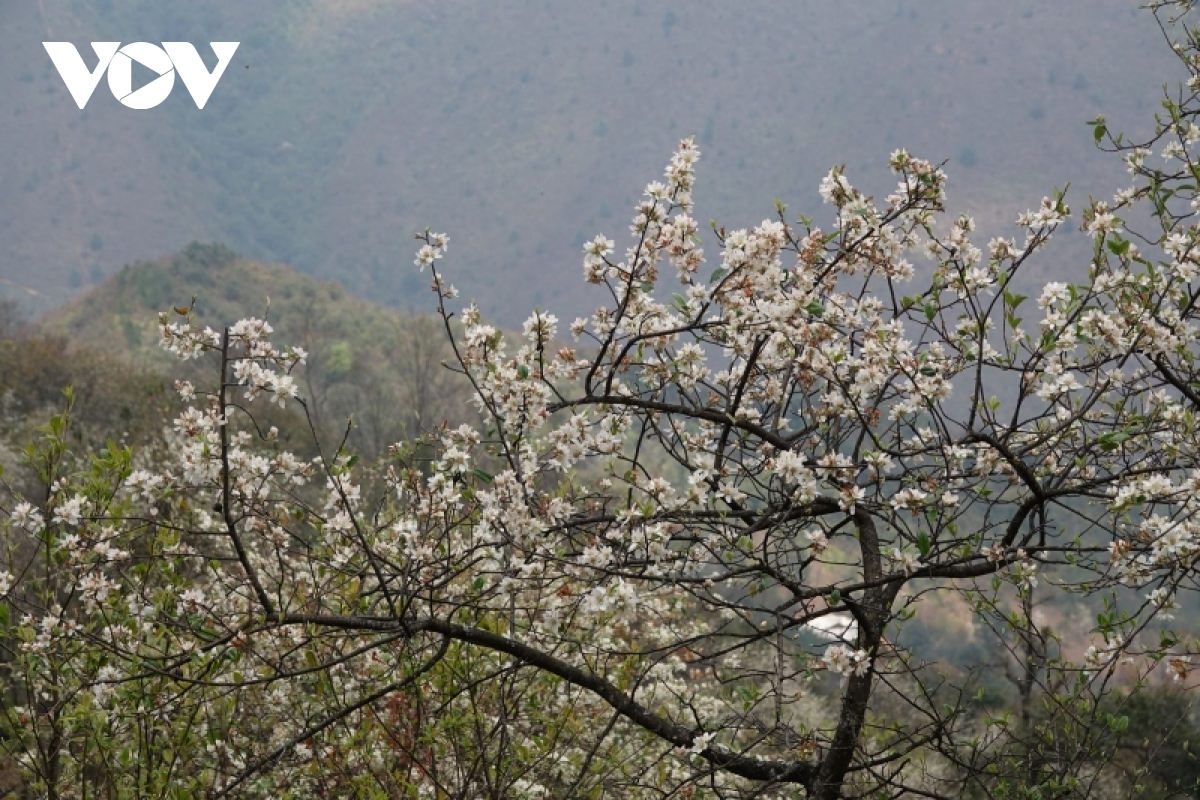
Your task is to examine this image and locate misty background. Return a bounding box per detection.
[0,0,1180,326]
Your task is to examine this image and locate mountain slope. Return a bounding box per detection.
[0,0,1179,323]
[43,242,470,456]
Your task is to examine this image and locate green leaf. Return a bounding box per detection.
[805,301,825,317]
[517,364,530,379]
[1096,432,1130,452]
[917,531,932,557]
[1003,291,1027,309]
[472,468,495,483]
[828,589,841,606]
[709,267,728,283]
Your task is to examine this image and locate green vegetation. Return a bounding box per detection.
[0,299,169,460]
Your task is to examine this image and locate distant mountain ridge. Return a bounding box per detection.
[42,242,381,365]
[43,242,471,456]
[0,0,1180,324]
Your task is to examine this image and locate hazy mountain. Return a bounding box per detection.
[41,241,472,456]
[0,0,1179,325]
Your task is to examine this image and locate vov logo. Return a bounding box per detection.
[43,42,240,110]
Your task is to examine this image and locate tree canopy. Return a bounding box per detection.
[5,3,1200,798]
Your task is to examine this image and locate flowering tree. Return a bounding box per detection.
[7,4,1200,797]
